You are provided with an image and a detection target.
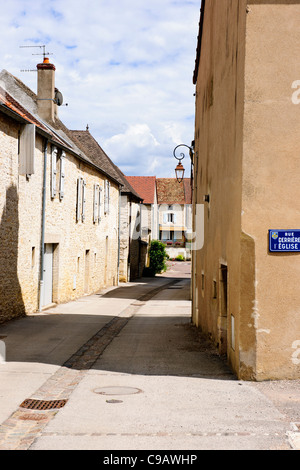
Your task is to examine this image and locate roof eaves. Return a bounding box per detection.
[193,1,206,85]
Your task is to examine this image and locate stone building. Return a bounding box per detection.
[0,58,128,322]
[156,178,192,260]
[192,0,300,380]
[126,176,158,243]
[66,130,146,283]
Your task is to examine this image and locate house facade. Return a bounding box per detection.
[126,176,158,244]
[0,58,125,323]
[192,0,300,380]
[156,178,192,260]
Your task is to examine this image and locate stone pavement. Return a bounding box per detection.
[0,262,299,451]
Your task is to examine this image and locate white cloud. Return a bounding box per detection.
[0,0,200,177]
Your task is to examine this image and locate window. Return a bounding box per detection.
[82,179,86,222]
[93,184,102,223]
[19,123,35,176]
[51,146,58,198]
[76,177,86,222]
[31,247,35,268]
[104,180,110,214]
[59,151,66,200]
[163,213,176,223]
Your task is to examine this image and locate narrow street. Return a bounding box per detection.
[0,262,299,451]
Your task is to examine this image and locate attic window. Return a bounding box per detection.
[19,123,35,176]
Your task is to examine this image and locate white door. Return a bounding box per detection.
[43,244,53,306]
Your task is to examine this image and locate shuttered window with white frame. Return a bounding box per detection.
[82,179,86,222]
[19,123,35,176]
[59,151,66,200]
[98,186,102,223]
[93,184,99,223]
[76,177,82,222]
[104,179,110,214]
[51,146,58,198]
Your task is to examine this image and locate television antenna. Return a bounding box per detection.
[20,44,53,72]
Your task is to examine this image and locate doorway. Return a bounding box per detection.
[42,244,53,307]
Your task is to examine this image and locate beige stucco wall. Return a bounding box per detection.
[193,0,300,380]
[242,1,300,380]
[192,0,248,376]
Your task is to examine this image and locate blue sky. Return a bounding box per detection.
[1,0,201,178]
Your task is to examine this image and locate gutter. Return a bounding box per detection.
[117,188,122,286]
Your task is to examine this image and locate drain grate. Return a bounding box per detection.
[20,399,68,410]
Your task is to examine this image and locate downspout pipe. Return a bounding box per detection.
[117,188,121,286]
[39,138,48,312]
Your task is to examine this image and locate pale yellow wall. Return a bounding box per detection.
[192,0,247,376]
[242,1,300,380]
[193,0,300,380]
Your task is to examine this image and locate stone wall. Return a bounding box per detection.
[0,114,120,323]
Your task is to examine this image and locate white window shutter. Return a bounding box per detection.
[19,123,35,175]
[82,179,86,222]
[76,178,82,222]
[98,187,102,223]
[107,181,110,214]
[51,147,57,198]
[59,151,66,200]
[93,184,98,223]
[163,213,167,224]
[104,180,108,214]
[174,213,177,224]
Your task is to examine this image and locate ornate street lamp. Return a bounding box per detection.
[173,144,194,183]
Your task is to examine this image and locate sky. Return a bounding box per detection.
[0,0,201,178]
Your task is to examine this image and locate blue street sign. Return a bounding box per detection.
[269,230,300,252]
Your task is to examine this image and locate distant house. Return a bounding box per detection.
[156,178,192,260]
[126,176,158,243]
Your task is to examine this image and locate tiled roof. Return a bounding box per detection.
[156,178,191,204]
[69,130,143,200]
[126,176,157,204]
[0,71,128,188]
[0,85,67,147]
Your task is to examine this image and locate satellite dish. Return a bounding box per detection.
[55,89,63,106]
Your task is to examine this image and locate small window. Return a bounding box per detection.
[213,280,217,299]
[31,247,35,268]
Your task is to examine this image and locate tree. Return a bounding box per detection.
[148,240,167,275]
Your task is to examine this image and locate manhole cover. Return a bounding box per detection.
[93,386,142,396]
[20,399,68,410]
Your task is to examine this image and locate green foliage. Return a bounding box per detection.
[175,254,185,261]
[148,240,167,275]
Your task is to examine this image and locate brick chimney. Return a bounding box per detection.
[37,57,57,122]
